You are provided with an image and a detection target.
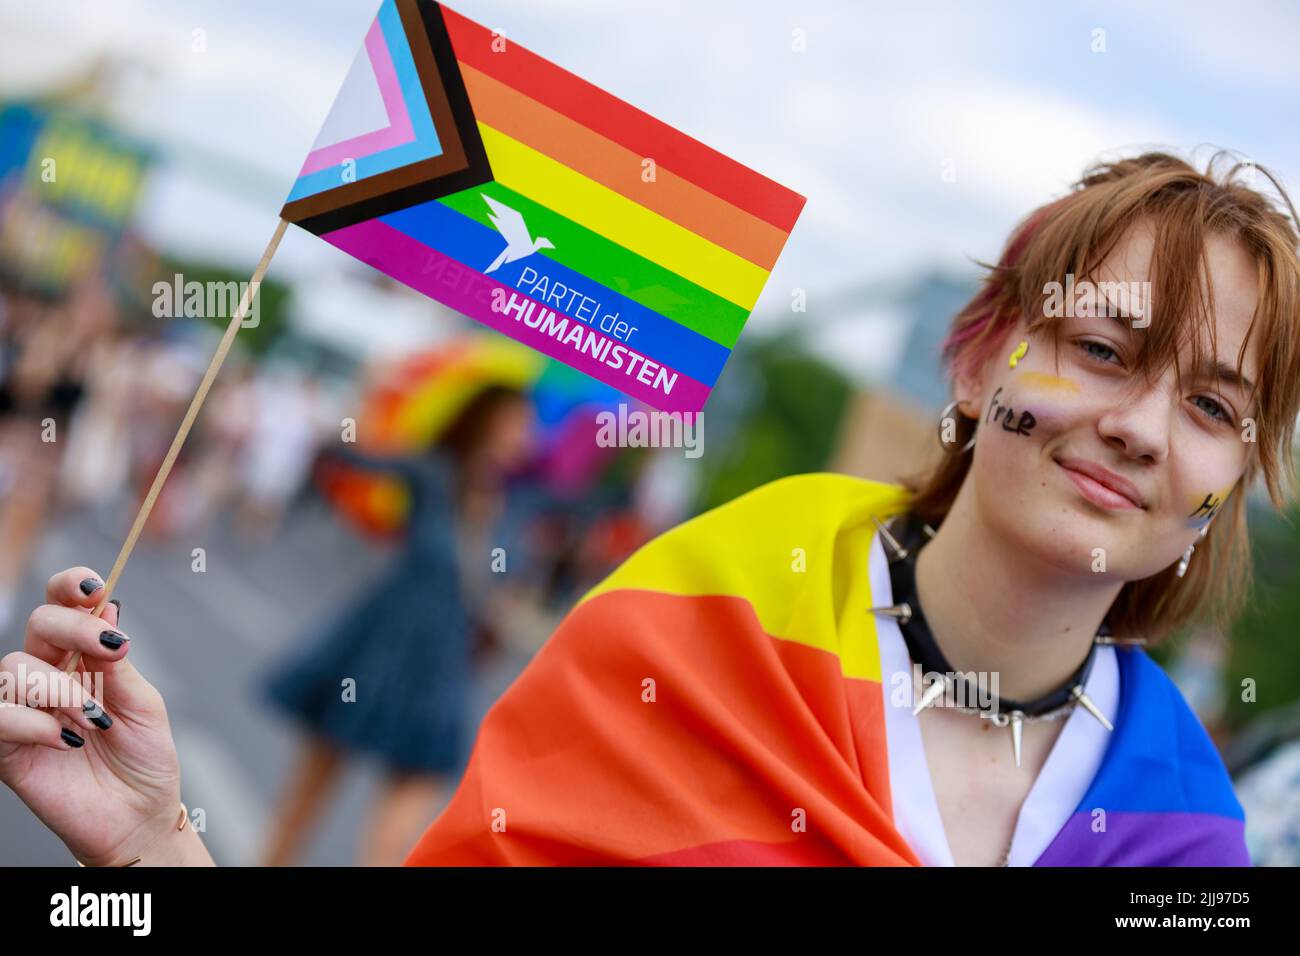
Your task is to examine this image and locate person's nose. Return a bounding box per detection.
[1095,376,1173,465]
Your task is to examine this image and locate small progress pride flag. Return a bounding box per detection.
[282,0,806,412]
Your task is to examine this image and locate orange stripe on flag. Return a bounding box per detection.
[403,588,917,866]
[440,3,806,233]
[460,62,791,271]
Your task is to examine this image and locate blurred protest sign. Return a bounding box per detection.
[0,102,152,293]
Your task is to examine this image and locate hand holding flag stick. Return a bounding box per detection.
[61,218,288,677]
[59,0,804,673]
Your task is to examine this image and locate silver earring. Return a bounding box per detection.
[937,399,976,454]
[1176,523,1211,578]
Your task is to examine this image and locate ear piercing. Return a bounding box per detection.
[1176,522,1211,578]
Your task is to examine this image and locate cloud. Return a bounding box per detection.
[2,0,1294,320]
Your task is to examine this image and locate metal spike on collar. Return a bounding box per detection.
[871,514,909,562]
[869,602,912,625]
[1071,685,1114,732]
[1010,711,1024,768]
[912,674,949,716]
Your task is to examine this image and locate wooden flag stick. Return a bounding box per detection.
[63,218,289,676]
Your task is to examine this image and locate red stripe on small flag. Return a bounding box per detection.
[439,3,806,233]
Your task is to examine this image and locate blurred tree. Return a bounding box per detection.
[152,255,291,354]
[695,329,853,512]
[1222,501,1300,727]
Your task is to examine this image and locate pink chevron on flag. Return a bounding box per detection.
[299,19,416,175]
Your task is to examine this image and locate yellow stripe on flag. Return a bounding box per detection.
[578,474,914,681]
[477,122,771,311]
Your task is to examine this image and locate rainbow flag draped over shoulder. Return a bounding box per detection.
[282,0,805,413]
[403,474,1249,866]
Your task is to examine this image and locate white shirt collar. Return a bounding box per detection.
[869,525,1121,866]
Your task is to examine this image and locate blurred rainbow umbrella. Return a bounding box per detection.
[318,335,627,537]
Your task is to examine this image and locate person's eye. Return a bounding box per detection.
[1076,339,1121,366]
[1192,394,1235,425]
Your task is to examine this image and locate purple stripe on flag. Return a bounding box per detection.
[300,19,415,175]
[322,218,712,412]
[1033,810,1249,866]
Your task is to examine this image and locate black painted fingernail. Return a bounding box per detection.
[83,701,112,730]
[61,728,85,748]
[109,598,121,621]
[99,630,127,650]
[79,578,103,596]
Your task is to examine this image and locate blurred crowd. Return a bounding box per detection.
[0,268,686,612]
[0,276,340,620]
[0,267,699,862]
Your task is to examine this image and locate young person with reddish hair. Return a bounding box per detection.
[4,151,1299,866]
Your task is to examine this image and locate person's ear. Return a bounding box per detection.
[951,362,984,421]
[952,342,998,420]
[954,322,1021,420]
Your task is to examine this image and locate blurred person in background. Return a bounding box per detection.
[177,358,258,536]
[57,315,139,526]
[233,364,332,546]
[127,333,204,542]
[1232,701,1300,866]
[257,382,535,866]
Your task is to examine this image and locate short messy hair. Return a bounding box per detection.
[902,150,1300,646]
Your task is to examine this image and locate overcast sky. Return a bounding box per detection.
[2,0,1298,345]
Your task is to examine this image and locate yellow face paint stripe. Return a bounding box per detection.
[1188,483,1235,524]
[1015,371,1080,393]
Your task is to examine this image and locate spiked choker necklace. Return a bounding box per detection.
[869,510,1116,768]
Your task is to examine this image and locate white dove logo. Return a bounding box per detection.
[482,194,554,273]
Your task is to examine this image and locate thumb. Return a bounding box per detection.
[101,599,120,630]
[93,600,168,720]
[99,651,167,724]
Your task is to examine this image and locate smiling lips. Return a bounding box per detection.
[1056,457,1146,510]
